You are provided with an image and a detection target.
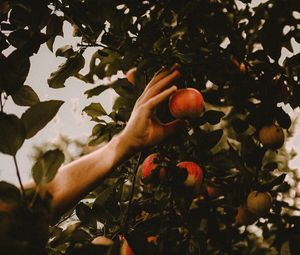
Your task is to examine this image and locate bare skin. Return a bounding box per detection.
[25,64,186,218]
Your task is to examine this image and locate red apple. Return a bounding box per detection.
[169,88,204,119]
[246,191,272,217]
[176,161,203,192]
[258,124,284,149]
[141,153,167,182]
[206,183,222,198]
[235,205,258,226]
[126,67,137,85]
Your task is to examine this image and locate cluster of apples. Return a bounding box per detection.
[235,191,273,225]
[141,153,204,193]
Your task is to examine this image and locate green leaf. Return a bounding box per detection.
[231,118,249,133]
[11,85,40,106]
[7,29,31,48]
[93,186,115,211]
[276,107,291,129]
[46,14,64,51]
[202,129,223,150]
[83,102,107,119]
[47,53,85,88]
[0,113,26,155]
[1,50,30,93]
[84,85,110,98]
[32,149,65,185]
[21,100,64,139]
[201,110,225,125]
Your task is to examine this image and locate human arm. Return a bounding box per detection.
[26,65,186,217]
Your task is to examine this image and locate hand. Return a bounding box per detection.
[120,64,188,151]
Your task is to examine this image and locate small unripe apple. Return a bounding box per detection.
[246,191,272,216]
[169,88,204,119]
[141,153,167,182]
[235,206,258,225]
[176,161,203,192]
[126,67,137,85]
[91,236,113,246]
[258,124,284,149]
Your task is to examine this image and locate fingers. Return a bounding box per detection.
[138,64,181,101]
[162,119,189,137]
[139,69,181,104]
[148,63,181,88]
[145,85,177,110]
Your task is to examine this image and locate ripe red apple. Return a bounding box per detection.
[176,161,203,192]
[169,88,204,119]
[206,183,222,198]
[141,153,167,182]
[126,67,137,85]
[246,191,272,216]
[235,205,258,226]
[258,124,284,149]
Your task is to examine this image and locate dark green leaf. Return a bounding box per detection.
[46,14,64,51]
[7,29,31,48]
[83,102,107,119]
[0,113,25,155]
[202,129,223,150]
[31,149,65,185]
[201,110,225,125]
[11,85,40,106]
[260,174,286,191]
[76,202,94,224]
[84,85,110,98]
[276,107,291,129]
[93,186,115,211]
[48,54,85,88]
[21,100,64,138]
[232,118,249,133]
[1,50,30,93]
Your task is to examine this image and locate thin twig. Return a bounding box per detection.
[29,186,40,208]
[77,43,121,53]
[13,155,26,199]
[124,152,144,229]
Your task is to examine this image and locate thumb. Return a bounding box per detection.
[163,119,189,137]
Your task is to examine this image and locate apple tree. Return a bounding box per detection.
[1,0,300,254]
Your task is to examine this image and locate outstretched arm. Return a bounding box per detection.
[28,64,186,218]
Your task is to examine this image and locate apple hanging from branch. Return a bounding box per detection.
[169,88,205,119]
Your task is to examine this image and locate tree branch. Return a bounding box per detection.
[13,155,26,199]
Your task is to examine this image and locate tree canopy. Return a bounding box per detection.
[0,0,300,254]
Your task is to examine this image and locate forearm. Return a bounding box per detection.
[40,132,133,218]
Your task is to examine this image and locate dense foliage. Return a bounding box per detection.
[1,0,300,254]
